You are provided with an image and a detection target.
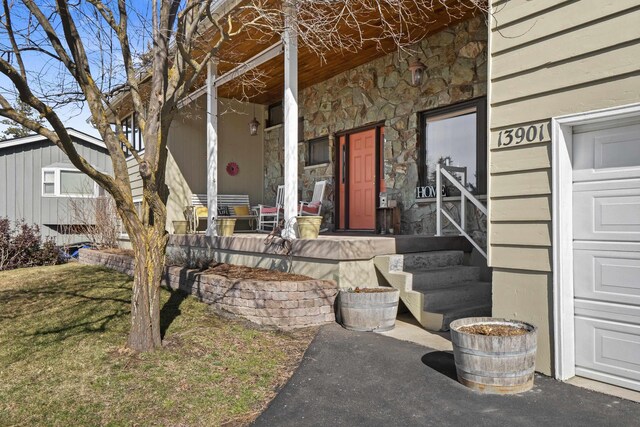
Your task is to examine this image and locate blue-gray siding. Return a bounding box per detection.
[0,137,112,244]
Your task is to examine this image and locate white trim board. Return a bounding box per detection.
[552,102,640,382]
[0,128,106,150]
[177,41,284,109]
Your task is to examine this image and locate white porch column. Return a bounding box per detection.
[282,3,298,239]
[206,60,218,236]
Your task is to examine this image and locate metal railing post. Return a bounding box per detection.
[460,168,466,234]
[436,163,442,236]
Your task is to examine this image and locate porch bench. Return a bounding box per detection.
[190,194,257,232]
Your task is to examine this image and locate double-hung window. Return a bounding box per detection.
[419,97,487,195]
[42,167,99,197]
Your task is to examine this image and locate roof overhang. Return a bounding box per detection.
[115,0,483,114]
[0,128,106,150]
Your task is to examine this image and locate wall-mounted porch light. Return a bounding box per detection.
[408,57,426,87]
[249,103,260,136]
[249,116,260,136]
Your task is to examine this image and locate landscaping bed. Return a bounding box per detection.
[0,263,316,426]
[79,249,338,329]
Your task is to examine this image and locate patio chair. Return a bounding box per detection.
[193,205,209,233]
[257,185,284,231]
[299,180,327,216]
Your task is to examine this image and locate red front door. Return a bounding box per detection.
[348,129,376,229]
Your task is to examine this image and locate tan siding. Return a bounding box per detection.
[491,222,551,247]
[490,143,551,173]
[492,269,553,376]
[492,12,640,80]
[492,75,640,127]
[490,246,552,272]
[489,0,640,375]
[127,157,143,199]
[493,45,640,105]
[491,195,552,222]
[492,0,639,53]
[491,0,571,28]
[490,169,551,198]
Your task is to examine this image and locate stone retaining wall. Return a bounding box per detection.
[79,249,338,329]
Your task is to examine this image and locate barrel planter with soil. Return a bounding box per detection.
[338,288,400,332]
[450,317,537,394]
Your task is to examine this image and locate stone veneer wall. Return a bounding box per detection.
[263,16,487,237]
[78,249,338,329]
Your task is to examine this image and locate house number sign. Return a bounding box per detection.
[496,121,551,148]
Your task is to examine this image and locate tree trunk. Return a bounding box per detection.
[127,228,168,351]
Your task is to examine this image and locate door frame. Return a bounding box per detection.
[335,122,384,230]
[552,102,640,381]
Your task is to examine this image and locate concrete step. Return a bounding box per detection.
[409,266,481,290]
[388,250,464,272]
[438,303,492,331]
[420,281,492,311]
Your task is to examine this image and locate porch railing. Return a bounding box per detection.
[435,163,487,259]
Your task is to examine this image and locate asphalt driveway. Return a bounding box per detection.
[253,323,640,427]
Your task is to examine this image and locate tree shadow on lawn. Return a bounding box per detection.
[160,288,189,339]
[421,351,458,381]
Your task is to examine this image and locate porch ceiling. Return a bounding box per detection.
[112,1,482,116]
[211,0,483,104]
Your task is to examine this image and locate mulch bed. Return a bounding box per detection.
[458,324,529,337]
[100,248,135,257]
[203,263,313,282]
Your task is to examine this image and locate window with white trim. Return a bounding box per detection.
[121,112,144,157]
[42,168,99,197]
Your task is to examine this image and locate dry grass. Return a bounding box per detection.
[0,263,316,426]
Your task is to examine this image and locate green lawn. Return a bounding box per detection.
[0,263,315,426]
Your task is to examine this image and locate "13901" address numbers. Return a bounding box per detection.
[497,121,551,148]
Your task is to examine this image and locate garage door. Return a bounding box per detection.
[572,119,640,391]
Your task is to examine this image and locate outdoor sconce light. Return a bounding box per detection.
[408,56,426,86]
[248,116,260,136]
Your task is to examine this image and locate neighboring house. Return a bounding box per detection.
[0,129,112,245]
[119,1,640,392]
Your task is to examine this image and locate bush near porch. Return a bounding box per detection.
[0,263,315,426]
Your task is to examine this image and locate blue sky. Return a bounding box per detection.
[0,1,153,139]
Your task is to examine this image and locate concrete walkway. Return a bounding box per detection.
[253,323,640,427]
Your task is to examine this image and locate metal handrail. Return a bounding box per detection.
[436,163,487,259]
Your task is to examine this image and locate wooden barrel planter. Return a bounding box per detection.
[338,288,400,332]
[450,317,537,394]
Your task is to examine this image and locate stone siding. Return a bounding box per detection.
[263,16,487,238]
[79,249,338,329]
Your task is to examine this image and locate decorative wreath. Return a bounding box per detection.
[226,162,239,176]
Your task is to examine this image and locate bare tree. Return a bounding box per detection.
[0,0,486,351]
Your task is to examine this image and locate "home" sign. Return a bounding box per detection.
[416,185,448,199]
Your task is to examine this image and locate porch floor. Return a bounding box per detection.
[170,233,473,262]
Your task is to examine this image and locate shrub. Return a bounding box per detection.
[0,218,63,271]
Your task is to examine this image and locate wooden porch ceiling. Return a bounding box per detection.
[211,1,483,104]
[113,1,482,116]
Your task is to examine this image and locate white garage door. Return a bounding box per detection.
[572,119,640,391]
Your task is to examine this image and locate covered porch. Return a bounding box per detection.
[163,0,487,244]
